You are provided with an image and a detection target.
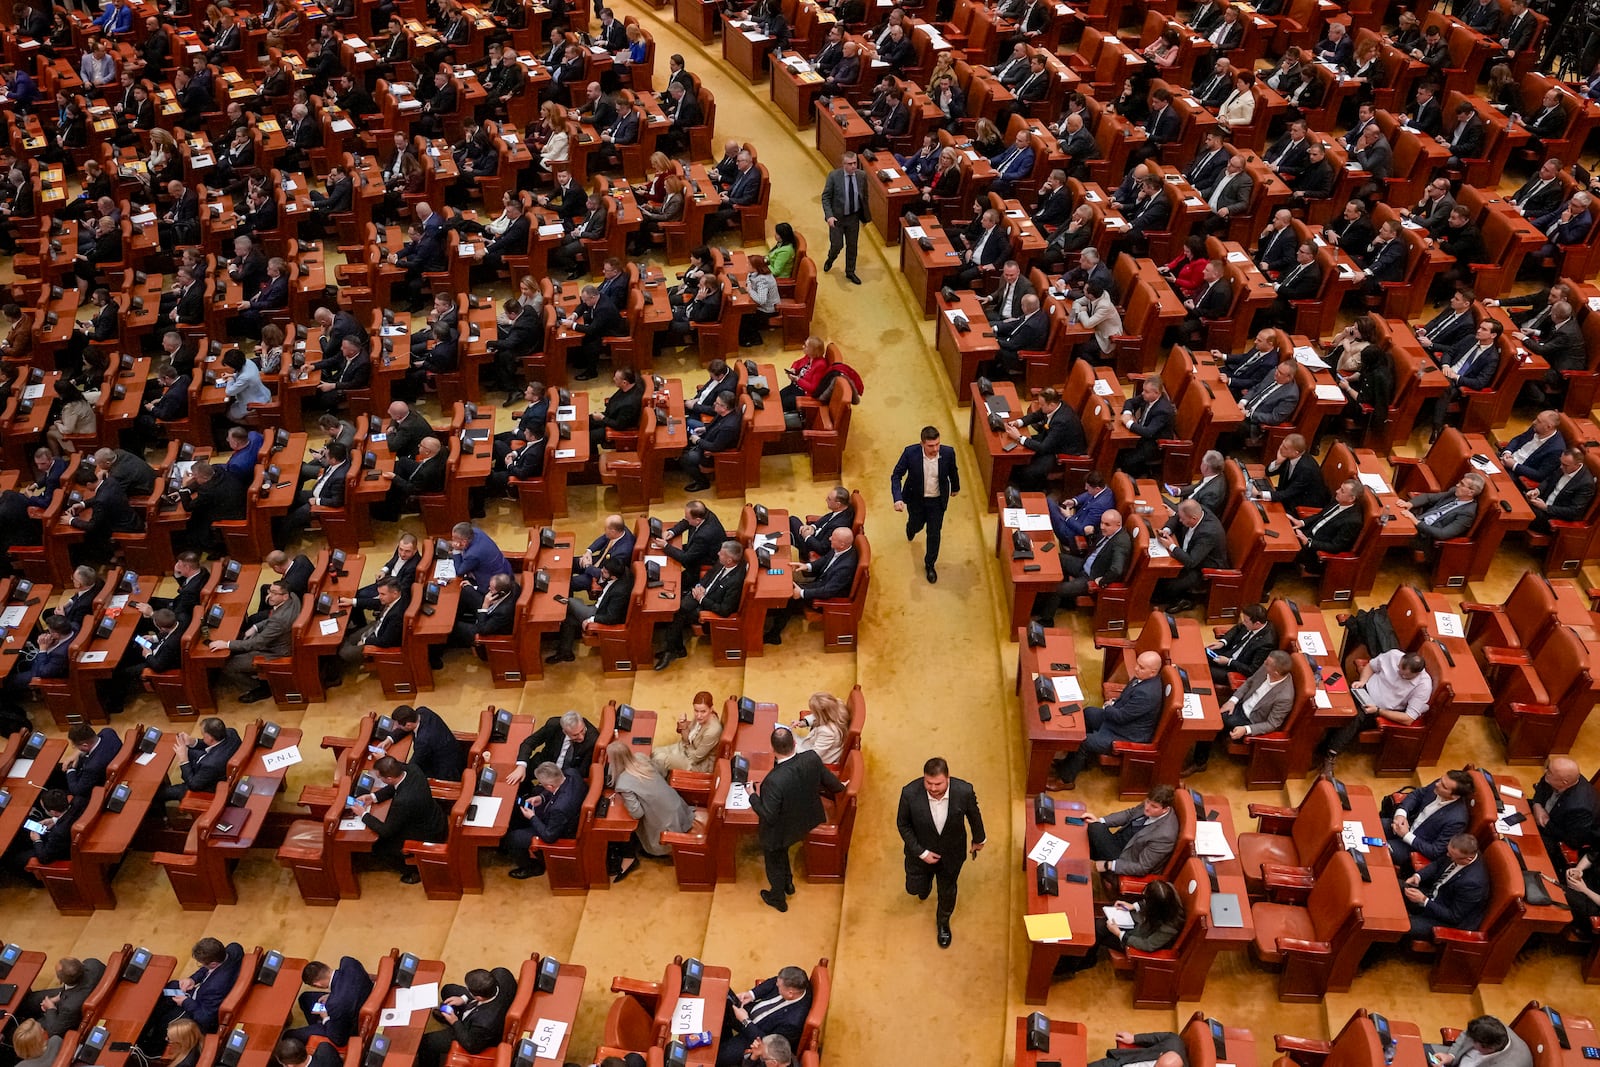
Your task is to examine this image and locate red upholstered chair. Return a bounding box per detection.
[1247,849,1367,1000]
[1235,778,1344,897]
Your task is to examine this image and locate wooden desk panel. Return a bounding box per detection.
[1017,628,1086,794]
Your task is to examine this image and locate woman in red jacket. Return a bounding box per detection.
[1159,234,1210,300]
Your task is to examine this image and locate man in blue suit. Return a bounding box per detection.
[506,763,584,878]
[290,957,373,1053]
[571,514,635,595]
[62,724,123,799]
[1499,409,1566,483]
[1383,769,1474,869]
[1049,651,1165,788]
[680,391,743,493]
[377,705,467,783]
[139,939,245,1052]
[1,614,74,727]
[1430,319,1502,438]
[988,130,1036,196]
[718,967,812,1067]
[763,529,859,644]
[891,426,960,584]
[157,717,242,802]
[1403,833,1490,939]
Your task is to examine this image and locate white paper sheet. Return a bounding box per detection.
[1194,820,1234,859]
[1296,631,1328,656]
[1093,379,1114,396]
[1147,540,1169,558]
[1292,345,1329,369]
[1501,784,1524,798]
[464,795,503,827]
[644,555,668,567]
[136,752,158,766]
[670,998,704,1035]
[318,618,340,636]
[1102,905,1136,928]
[727,782,752,810]
[1020,514,1052,531]
[904,225,926,239]
[338,818,367,832]
[1433,611,1465,639]
[1181,693,1204,719]
[1315,384,1345,401]
[379,1009,407,1027]
[7,758,33,779]
[1357,473,1392,494]
[399,982,440,1012]
[22,384,44,400]
[1340,819,1368,851]
[78,650,108,663]
[1027,831,1069,866]
[433,560,457,581]
[529,1019,567,1059]
[1493,809,1524,836]
[0,606,27,627]
[261,745,303,773]
[538,223,565,236]
[1002,507,1026,527]
[555,406,577,421]
[1313,689,1332,709]
[1050,675,1083,703]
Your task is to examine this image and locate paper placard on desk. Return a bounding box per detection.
[464,795,502,827]
[727,781,752,810]
[1050,675,1084,703]
[538,223,565,236]
[22,384,45,400]
[433,559,457,581]
[260,745,303,773]
[1433,611,1465,639]
[1313,689,1332,709]
[670,997,705,1035]
[1194,820,1234,859]
[318,618,340,636]
[1589,297,1600,313]
[1315,384,1345,401]
[1024,912,1072,942]
[1005,209,1026,219]
[132,210,158,225]
[135,751,158,766]
[1357,473,1392,494]
[1027,831,1069,866]
[338,817,367,832]
[1103,217,1128,230]
[944,309,968,324]
[6,758,33,779]
[1500,783,1524,798]
[1181,692,1204,719]
[1296,631,1328,656]
[458,243,477,256]
[643,555,668,568]
[753,533,781,550]
[1002,507,1027,528]
[1102,905,1135,929]
[78,650,108,664]
[555,449,576,460]
[1340,819,1367,851]
[191,153,214,166]
[1292,345,1329,369]
[880,167,900,179]
[1014,513,1049,531]
[1184,197,1205,208]
[529,1019,567,1060]
[0,606,27,627]
[555,406,577,421]
[394,982,439,1012]
[904,225,926,239]
[1147,540,1169,558]
[1224,250,1249,263]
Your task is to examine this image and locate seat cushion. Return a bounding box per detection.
[1238,832,1301,891]
[1251,902,1316,965]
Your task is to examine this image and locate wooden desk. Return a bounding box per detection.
[1017,628,1087,794]
[94,951,179,1058]
[998,493,1063,631]
[967,381,1028,506]
[0,584,57,686]
[814,98,873,168]
[1015,1016,1087,1067]
[0,950,47,1020]
[722,18,778,80]
[771,55,827,128]
[869,159,922,244]
[0,737,70,856]
[220,951,310,1067]
[60,731,176,912]
[449,717,533,895]
[936,296,1000,404]
[493,962,585,1067]
[674,0,720,42]
[902,214,966,319]
[370,957,448,1064]
[1022,817,1097,1003]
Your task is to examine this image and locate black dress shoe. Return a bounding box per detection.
[845,272,862,284]
[786,881,796,895]
[936,921,952,948]
[545,650,575,664]
[401,870,421,884]
[925,563,938,583]
[574,370,597,381]
[760,889,789,911]
[239,683,272,704]
[822,256,836,272]
[613,857,639,882]
[763,630,783,646]
[684,479,710,492]
[653,649,679,671]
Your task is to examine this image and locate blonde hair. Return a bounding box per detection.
[541,100,566,127]
[807,692,849,731]
[13,1021,48,1061]
[166,1020,203,1065]
[649,151,672,173]
[606,739,657,782]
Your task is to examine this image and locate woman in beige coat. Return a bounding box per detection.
[652,690,723,774]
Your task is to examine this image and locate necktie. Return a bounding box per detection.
[1433,311,1458,338]
[1455,345,1483,377]
[1193,150,1215,182]
[1280,264,1304,290]
[1248,382,1278,415]
[1310,504,1346,535]
[1429,863,1461,899]
[1083,536,1107,574]
[1422,498,1462,525]
[1522,178,1546,205]
[843,174,854,216]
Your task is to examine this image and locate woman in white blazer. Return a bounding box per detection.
[1218,72,1257,129]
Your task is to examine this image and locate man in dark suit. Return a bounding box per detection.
[718,968,812,1067]
[1289,477,1364,570]
[896,755,984,947]
[1218,331,1284,399]
[1050,651,1165,788]
[1265,241,1322,328]
[61,724,122,798]
[289,957,373,1050]
[1175,450,1228,516]
[1510,157,1565,216]
[763,529,858,644]
[1404,833,1490,939]
[751,726,846,912]
[1402,474,1485,553]
[0,615,73,722]
[1430,320,1502,437]
[1259,434,1328,512]
[1032,508,1132,620]
[1154,499,1229,610]
[512,711,599,787]
[563,286,626,382]
[16,956,107,1038]
[459,572,520,647]
[655,539,746,670]
[892,426,960,583]
[680,391,742,493]
[1239,359,1300,439]
[656,500,727,582]
[1089,1033,1188,1067]
[505,763,584,879]
[416,967,517,1067]
[107,607,183,713]
[1531,757,1597,871]
[156,717,242,802]
[384,401,436,462]
[1528,448,1597,533]
[1004,388,1085,492]
[590,368,644,447]
[353,755,449,882]
[1117,378,1175,479]
[789,489,853,561]
[376,704,467,783]
[1499,410,1565,483]
[985,296,1050,383]
[549,555,633,662]
[1205,602,1277,687]
[1384,769,1474,869]
[137,939,244,1050]
[1523,301,1585,403]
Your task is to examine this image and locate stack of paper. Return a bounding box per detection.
[1194,820,1234,860]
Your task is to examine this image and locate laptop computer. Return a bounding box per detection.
[1209,892,1244,928]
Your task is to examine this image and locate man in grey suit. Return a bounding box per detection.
[1184,650,1295,773]
[1400,474,1483,554]
[18,957,108,1036]
[1089,1032,1188,1067]
[820,152,870,284]
[1240,359,1300,440]
[1032,508,1132,620]
[1199,153,1253,235]
[1086,785,1180,894]
[1174,451,1227,515]
[1155,500,1229,611]
[209,580,297,702]
[1435,1017,1531,1067]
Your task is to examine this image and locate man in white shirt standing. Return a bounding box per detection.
[896,756,985,948]
[890,426,960,584]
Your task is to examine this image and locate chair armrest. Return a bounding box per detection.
[1440,1029,1462,1043]
[1459,602,1498,615]
[1248,802,1299,822]
[1430,927,1487,944]
[609,977,663,997]
[1109,740,1158,754]
[1275,937,1333,956]
[1261,862,1315,894]
[321,733,358,751]
[1201,567,1243,579]
[1093,636,1137,651]
[402,840,449,857]
[667,770,713,793]
[1508,701,1559,718]
[1274,1036,1333,1060]
[428,780,462,802]
[1482,647,1531,666]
